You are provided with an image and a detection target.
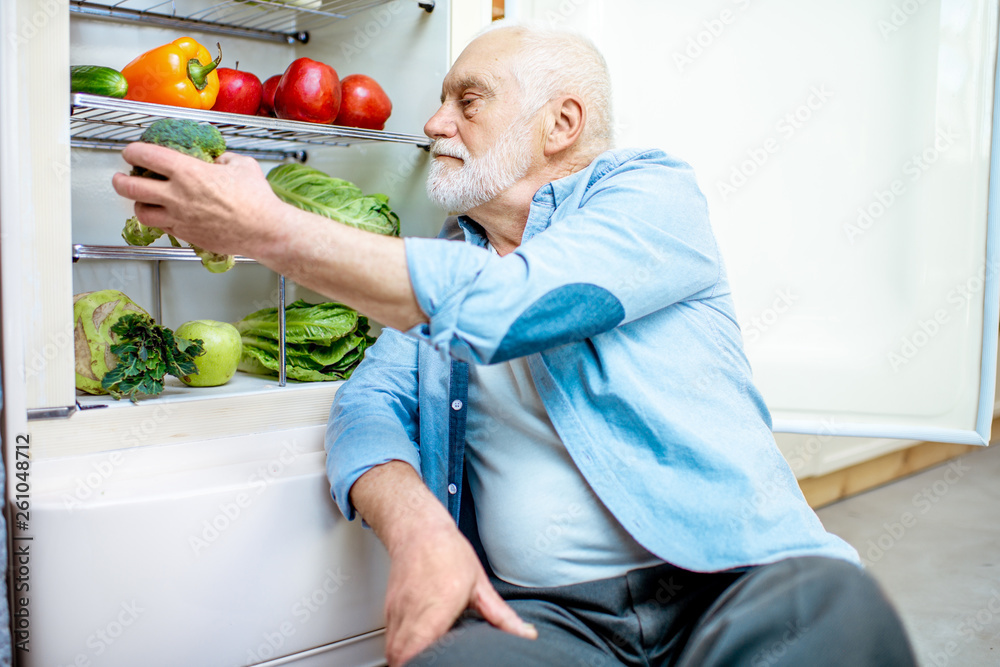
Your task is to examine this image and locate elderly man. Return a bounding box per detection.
[113,21,915,667]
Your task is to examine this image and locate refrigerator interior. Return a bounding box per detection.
[3,1,453,665]
[13,0,451,461]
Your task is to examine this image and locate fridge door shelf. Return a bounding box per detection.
[70,93,430,161]
[74,371,336,411]
[70,0,433,45]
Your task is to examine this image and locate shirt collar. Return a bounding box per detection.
[455,167,591,247]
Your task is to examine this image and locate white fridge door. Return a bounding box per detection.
[511,0,1000,445]
[27,427,390,667]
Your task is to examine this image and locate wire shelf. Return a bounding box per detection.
[69,0,433,44]
[73,244,257,263]
[71,93,430,158]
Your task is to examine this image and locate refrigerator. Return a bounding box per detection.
[1,0,999,665]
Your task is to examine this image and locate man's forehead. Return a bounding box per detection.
[440,32,519,100]
[439,69,504,101]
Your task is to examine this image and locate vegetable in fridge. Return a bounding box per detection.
[129,117,227,179]
[120,119,236,273]
[266,163,400,236]
[74,290,205,402]
[235,300,375,382]
[121,37,223,109]
[122,215,164,246]
[70,65,128,98]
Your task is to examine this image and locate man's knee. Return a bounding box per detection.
[783,557,893,613]
[758,556,915,665]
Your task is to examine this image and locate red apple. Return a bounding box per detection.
[258,74,281,117]
[335,74,392,130]
[274,58,341,124]
[211,67,263,115]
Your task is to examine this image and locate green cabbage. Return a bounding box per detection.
[266,164,400,236]
[235,299,375,382]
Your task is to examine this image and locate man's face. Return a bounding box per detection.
[424,31,540,213]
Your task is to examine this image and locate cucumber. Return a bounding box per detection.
[71,65,128,99]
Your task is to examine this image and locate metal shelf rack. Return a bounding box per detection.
[71,93,430,161]
[73,244,256,263]
[70,0,434,45]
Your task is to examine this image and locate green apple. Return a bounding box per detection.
[175,320,243,387]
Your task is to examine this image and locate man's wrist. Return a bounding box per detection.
[247,198,298,267]
[351,461,458,552]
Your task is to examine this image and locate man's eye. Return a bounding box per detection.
[459,98,482,116]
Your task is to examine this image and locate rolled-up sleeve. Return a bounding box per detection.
[325,327,421,521]
[405,153,723,365]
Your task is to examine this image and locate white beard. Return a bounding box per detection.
[426,119,535,214]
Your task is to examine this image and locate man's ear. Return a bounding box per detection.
[544,95,586,156]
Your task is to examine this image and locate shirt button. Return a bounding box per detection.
[451,399,463,411]
[447,483,458,495]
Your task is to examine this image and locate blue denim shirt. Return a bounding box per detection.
[325,148,860,572]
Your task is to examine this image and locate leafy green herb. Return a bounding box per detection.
[101,313,205,402]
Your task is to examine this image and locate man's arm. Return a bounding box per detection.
[325,329,535,665]
[110,143,426,331]
[351,461,537,666]
[402,151,723,364]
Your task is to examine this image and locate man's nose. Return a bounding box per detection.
[424,104,457,140]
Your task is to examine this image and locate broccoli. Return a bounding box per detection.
[122,215,164,246]
[191,245,237,274]
[121,118,235,273]
[130,118,227,179]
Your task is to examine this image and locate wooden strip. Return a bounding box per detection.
[799,440,983,508]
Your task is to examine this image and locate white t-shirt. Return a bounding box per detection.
[464,249,661,587]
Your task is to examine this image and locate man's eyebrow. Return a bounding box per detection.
[440,76,497,103]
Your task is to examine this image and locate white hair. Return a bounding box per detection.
[475,20,614,158]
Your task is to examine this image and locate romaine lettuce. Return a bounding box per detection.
[235,299,375,382]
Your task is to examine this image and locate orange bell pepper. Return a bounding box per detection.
[122,38,222,109]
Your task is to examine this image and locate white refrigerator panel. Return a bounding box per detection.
[27,427,389,667]
[512,0,1000,444]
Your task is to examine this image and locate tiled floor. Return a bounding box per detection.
[817,444,1000,667]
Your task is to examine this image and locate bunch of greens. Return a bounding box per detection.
[266,163,400,237]
[235,300,375,382]
[120,118,236,273]
[102,314,205,402]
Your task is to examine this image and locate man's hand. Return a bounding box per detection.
[111,143,287,259]
[351,462,537,666]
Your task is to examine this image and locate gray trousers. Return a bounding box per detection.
[405,557,916,666]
